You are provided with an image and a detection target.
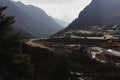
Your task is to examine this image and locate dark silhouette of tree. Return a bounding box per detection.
[0,6,33,80]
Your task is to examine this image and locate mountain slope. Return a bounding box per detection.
[0,0,63,38]
[66,0,120,30]
[55,18,69,27]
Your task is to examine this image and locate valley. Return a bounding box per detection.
[1,0,120,80]
[25,25,120,80]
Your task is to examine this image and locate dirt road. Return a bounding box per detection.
[26,39,54,51]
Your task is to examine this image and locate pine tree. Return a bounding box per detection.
[0,6,33,80]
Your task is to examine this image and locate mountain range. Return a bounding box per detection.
[0,0,64,38]
[66,0,120,30]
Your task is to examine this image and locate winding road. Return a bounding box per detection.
[25,39,54,51]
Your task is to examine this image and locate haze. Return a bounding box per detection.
[12,0,92,22]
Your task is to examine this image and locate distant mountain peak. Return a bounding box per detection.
[55,18,69,27]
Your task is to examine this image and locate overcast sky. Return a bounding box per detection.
[12,0,92,22]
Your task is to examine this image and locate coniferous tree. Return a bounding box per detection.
[0,6,33,80]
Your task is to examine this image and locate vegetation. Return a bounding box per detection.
[0,6,33,80]
[0,5,119,80]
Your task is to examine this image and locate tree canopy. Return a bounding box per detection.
[0,6,33,80]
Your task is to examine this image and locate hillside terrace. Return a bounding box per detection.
[36,39,120,66]
[87,47,120,66]
[53,25,120,41]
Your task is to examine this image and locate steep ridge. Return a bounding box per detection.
[0,0,63,38]
[66,0,120,30]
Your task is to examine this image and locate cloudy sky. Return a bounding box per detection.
[12,0,92,22]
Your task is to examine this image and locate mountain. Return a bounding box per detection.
[66,0,120,30]
[0,0,63,38]
[55,18,69,27]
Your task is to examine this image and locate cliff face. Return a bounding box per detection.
[66,0,120,30]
